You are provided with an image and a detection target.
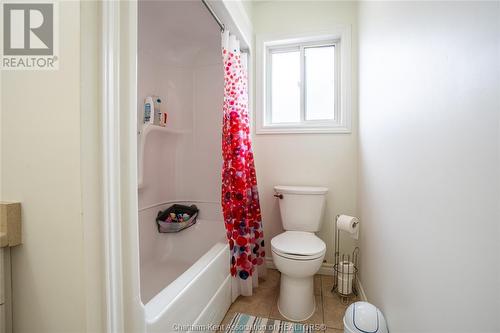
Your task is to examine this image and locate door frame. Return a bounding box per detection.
[101,0,140,331]
[100,1,252,331]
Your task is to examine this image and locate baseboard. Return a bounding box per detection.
[265,256,368,302]
[265,256,276,269]
[317,263,334,275]
[356,279,368,301]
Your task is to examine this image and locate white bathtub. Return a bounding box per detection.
[139,202,231,333]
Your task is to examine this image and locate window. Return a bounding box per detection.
[269,43,337,125]
[256,30,352,134]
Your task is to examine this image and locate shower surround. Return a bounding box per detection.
[136,1,254,331]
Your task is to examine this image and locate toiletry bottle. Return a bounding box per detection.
[153,97,162,125]
[160,97,168,127]
[144,96,155,125]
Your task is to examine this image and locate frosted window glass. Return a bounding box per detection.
[271,51,301,123]
[305,46,335,120]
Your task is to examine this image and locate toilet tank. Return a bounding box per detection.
[274,185,328,232]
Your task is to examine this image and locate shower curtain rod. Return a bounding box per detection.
[201,0,225,32]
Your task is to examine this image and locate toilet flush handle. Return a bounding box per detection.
[274,193,283,199]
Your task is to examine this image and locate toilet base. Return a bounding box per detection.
[277,274,316,322]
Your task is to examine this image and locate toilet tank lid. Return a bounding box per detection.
[274,185,328,195]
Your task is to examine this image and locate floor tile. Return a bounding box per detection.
[323,295,347,329]
[268,295,287,322]
[321,274,335,298]
[221,271,353,331]
[323,294,357,329]
[217,311,236,333]
[222,311,236,324]
[305,295,324,325]
[229,286,278,317]
[259,268,280,290]
[270,295,323,325]
[325,328,344,333]
[314,275,322,296]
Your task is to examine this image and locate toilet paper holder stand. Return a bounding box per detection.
[332,214,360,303]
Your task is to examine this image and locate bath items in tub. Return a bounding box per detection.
[143,96,167,126]
[156,204,199,233]
[165,212,190,223]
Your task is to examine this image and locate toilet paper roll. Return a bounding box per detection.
[336,215,359,240]
[337,261,355,274]
[338,275,354,295]
[337,261,355,295]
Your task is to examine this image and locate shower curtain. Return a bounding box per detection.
[221,30,266,297]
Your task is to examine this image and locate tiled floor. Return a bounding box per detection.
[220,269,358,332]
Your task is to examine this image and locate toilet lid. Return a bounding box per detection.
[271,231,326,259]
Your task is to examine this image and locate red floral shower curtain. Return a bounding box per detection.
[221,31,265,296]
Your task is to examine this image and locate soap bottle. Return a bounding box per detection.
[144,96,155,125]
[159,97,168,127]
[153,97,162,125]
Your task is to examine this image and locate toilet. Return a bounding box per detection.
[271,185,328,322]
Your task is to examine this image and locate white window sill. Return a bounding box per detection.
[256,125,351,135]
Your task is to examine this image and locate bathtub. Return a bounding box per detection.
[139,201,231,333]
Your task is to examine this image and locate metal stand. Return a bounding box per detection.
[332,215,360,304]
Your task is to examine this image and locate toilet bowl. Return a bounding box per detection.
[271,185,328,321]
[272,231,326,321]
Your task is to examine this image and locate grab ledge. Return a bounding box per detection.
[0,202,21,248]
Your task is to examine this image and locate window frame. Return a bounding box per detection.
[256,29,352,134]
[266,40,340,127]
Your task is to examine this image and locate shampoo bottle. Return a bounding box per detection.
[159,97,168,127]
[144,96,155,125]
[153,97,162,125]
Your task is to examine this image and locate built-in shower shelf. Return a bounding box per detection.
[138,124,191,136]
[137,124,191,190]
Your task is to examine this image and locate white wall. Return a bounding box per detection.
[240,0,253,22]
[137,0,223,211]
[182,64,224,201]
[252,1,358,264]
[358,1,500,331]
[80,1,106,331]
[137,0,224,302]
[0,2,103,332]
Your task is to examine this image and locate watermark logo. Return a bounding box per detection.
[1,2,58,70]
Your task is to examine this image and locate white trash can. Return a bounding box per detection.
[343,301,388,333]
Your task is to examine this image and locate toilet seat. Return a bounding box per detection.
[271,231,326,260]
